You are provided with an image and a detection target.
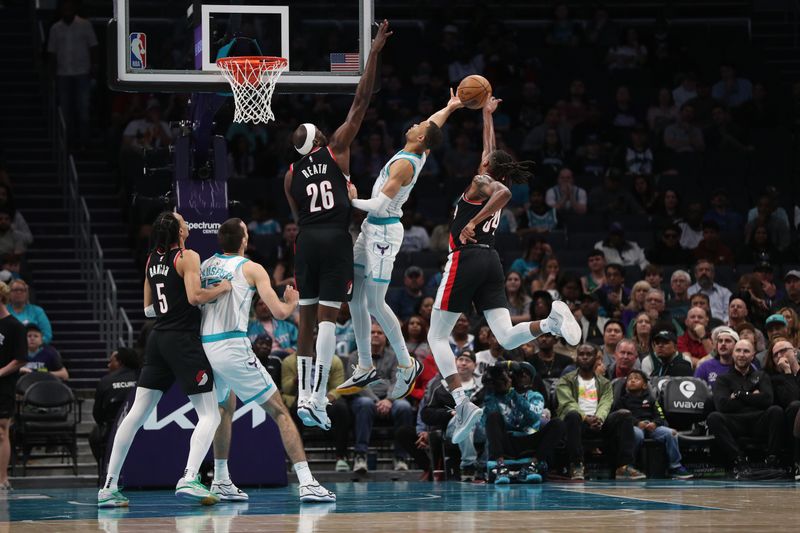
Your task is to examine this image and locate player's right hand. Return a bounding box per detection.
[483,96,502,114]
[348,182,358,200]
[213,279,232,293]
[372,20,392,52]
[284,285,299,306]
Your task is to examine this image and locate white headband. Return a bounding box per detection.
[295,123,317,155]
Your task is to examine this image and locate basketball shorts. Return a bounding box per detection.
[352,217,404,284]
[139,330,215,395]
[434,246,508,314]
[294,226,354,303]
[202,335,278,405]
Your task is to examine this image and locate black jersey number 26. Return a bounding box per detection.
[306,181,335,212]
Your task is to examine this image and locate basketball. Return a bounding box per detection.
[457,75,492,109]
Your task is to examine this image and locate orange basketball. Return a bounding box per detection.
[457,75,492,109]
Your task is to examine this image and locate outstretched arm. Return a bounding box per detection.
[427,88,464,129]
[245,261,298,320]
[351,159,414,214]
[481,97,502,162]
[329,20,393,167]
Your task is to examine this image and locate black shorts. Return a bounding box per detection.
[0,381,14,419]
[138,330,215,395]
[434,246,508,314]
[294,226,353,303]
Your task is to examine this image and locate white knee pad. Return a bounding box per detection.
[318,300,342,310]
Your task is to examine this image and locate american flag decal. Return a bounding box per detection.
[330,52,360,72]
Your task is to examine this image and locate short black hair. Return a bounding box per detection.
[587,249,605,260]
[604,319,624,333]
[423,122,443,150]
[605,263,624,276]
[626,369,649,383]
[218,218,245,253]
[26,324,42,334]
[115,347,141,370]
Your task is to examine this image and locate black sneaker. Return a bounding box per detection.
[460,465,476,482]
[734,456,751,480]
[491,464,510,484]
[515,466,542,483]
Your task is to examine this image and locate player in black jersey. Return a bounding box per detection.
[428,98,582,446]
[283,20,391,430]
[98,211,232,508]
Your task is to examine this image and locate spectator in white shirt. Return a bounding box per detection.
[687,259,732,322]
[47,0,98,149]
[594,223,649,271]
[122,98,174,153]
[672,74,698,107]
[545,167,587,215]
[678,201,704,250]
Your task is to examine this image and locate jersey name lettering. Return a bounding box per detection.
[301,163,328,179]
[149,264,169,277]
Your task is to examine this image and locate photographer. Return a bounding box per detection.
[482,361,565,483]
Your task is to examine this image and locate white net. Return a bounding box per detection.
[217,56,288,124]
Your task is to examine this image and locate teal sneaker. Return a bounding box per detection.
[97,488,129,508]
[175,475,220,505]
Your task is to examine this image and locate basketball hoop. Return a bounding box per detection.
[216,56,288,124]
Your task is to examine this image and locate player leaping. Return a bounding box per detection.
[427,97,582,444]
[337,91,463,399]
[284,21,391,430]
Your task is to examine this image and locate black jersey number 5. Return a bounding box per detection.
[306,181,335,212]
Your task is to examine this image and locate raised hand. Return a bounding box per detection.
[447,87,464,109]
[483,96,502,114]
[371,20,393,53]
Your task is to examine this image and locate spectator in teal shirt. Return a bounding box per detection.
[246,295,297,356]
[509,236,552,280]
[7,280,52,345]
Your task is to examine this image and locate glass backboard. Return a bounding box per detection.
[110,0,374,93]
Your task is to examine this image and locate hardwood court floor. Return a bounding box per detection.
[3,480,800,532]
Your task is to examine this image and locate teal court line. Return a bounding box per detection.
[3,480,788,522]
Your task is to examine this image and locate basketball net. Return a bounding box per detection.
[216,56,288,124]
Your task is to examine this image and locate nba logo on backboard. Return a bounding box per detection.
[130,32,147,69]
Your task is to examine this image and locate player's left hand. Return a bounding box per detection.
[459,222,476,244]
[447,87,464,109]
[372,20,393,53]
[348,182,358,200]
[284,285,299,305]
[483,96,502,114]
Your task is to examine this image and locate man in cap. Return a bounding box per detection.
[694,326,740,387]
[642,327,693,377]
[386,266,426,322]
[777,270,800,316]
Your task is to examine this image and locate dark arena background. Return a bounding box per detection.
[1,0,800,530]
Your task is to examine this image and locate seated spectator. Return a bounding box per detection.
[7,280,52,344]
[678,201,705,250]
[545,167,587,215]
[387,267,426,322]
[778,307,800,348]
[579,292,608,345]
[606,338,641,380]
[746,192,791,252]
[621,125,655,177]
[765,313,791,348]
[704,188,743,233]
[529,290,554,321]
[483,361,565,483]
[678,307,713,365]
[545,2,580,48]
[521,187,558,234]
[0,254,24,285]
[647,87,678,133]
[727,297,765,352]
[600,319,625,368]
[672,73,698,108]
[689,292,724,331]
[571,135,609,178]
[428,207,453,253]
[530,257,560,294]
[663,103,705,154]
[693,220,734,265]
[616,370,693,478]
[643,264,663,292]
[534,128,568,184]
[399,212,430,253]
[707,339,783,476]
[686,78,719,128]
[651,189,682,233]
[348,323,415,472]
[421,351,483,480]
[594,223,649,271]
[622,281,651,329]
[247,202,281,236]
[505,272,531,325]
[121,98,173,152]
[417,296,434,324]
[335,304,356,358]
[666,269,692,321]
[580,250,607,294]
[449,314,475,356]
[0,184,32,249]
[687,260,732,323]
[475,329,504,382]
[529,333,573,380]
[588,173,644,216]
[271,222,297,287]
[738,224,783,266]
[777,270,800,316]
[695,326,739,387]
[509,236,551,280]
[246,295,297,357]
[711,63,753,108]
[403,315,431,363]
[282,351,350,472]
[21,325,67,380]
[0,209,26,259]
[630,175,658,214]
[597,263,629,318]
[89,348,140,465]
[606,28,647,72]
[557,343,645,480]
[647,224,694,267]
[762,337,800,411]
[642,327,693,377]
[522,107,572,155]
[631,312,653,358]
[632,288,683,336]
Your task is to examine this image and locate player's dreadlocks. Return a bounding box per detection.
[150,211,181,255]
[487,150,535,184]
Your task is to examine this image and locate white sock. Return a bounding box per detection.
[214,459,229,483]
[183,467,198,480]
[312,322,336,403]
[298,356,312,404]
[294,461,314,485]
[452,386,467,407]
[184,392,222,481]
[104,475,118,491]
[540,317,554,335]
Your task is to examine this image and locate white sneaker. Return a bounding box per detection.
[451,401,483,445]
[353,454,368,473]
[297,396,331,430]
[546,300,581,346]
[335,459,350,472]
[175,475,219,505]
[97,488,128,508]
[299,481,336,503]
[389,359,424,400]
[211,480,249,501]
[393,458,409,471]
[336,365,380,394]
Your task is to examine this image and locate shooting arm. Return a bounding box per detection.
[427,89,464,129]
